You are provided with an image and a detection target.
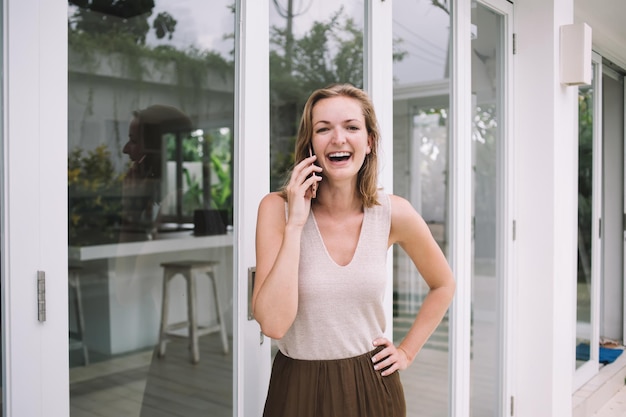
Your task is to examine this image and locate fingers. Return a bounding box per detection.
[371,338,407,376]
[288,156,322,197]
[282,156,322,226]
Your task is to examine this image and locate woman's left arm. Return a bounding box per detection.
[372,194,456,375]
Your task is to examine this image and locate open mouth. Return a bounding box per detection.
[327,151,351,162]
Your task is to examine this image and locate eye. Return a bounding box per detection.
[347,125,360,131]
[315,127,329,134]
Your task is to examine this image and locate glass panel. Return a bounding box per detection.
[392,1,451,415]
[470,4,505,416]
[575,74,595,368]
[269,0,364,191]
[68,2,235,416]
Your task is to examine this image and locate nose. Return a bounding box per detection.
[330,127,346,145]
[122,142,130,155]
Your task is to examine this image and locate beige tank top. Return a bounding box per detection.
[276,192,391,360]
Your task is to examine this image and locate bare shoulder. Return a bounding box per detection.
[388,194,429,245]
[257,192,287,228]
[388,194,423,224]
[388,194,417,216]
[258,192,286,212]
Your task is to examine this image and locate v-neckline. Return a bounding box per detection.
[310,208,367,268]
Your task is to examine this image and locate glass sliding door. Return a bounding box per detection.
[574,55,603,390]
[391,1,451,415]
[66,1,272,416]
[470,1,512,415]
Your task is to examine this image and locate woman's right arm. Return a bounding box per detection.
[252,193,302,338]
[252,155,321,339]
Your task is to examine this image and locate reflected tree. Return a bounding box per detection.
[68,0,177,44]
[269,6,364,189]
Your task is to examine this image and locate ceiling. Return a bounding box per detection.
[575,0,626,70]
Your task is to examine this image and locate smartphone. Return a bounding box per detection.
[308,145,316,173]
[308,145,318,198]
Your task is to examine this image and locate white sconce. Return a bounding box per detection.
[560,23,592,86]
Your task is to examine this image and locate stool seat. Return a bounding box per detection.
[158,260,229,364]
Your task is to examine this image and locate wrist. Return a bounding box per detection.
[284,221,304,235]
[398,346,414,363]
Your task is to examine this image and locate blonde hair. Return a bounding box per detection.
[282,83,381,207]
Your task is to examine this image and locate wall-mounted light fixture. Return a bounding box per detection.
[560,23,592,86]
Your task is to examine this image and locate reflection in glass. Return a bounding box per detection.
[576,83,594,368]
[269,0,364,191]
[392,1,451,415]
[68,2,235,416]
[470,4,504,416]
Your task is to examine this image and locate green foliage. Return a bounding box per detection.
[69,30,233,88]
[166,130,233,216]
[153,12,177,40]
[182,167,203,214]
[69,1,177,45]
[578,87,594,210]
[205,130,233,213]
[577,87,594,282]
[68,145,124,246]
[209,152,232,211]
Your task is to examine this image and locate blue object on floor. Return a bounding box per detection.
[576,343,624,364]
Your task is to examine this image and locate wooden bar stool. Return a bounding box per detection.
[158,260,229,364]
[68,265,89,365]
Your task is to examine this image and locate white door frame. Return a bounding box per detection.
[235,0,272,415]
[2,0,69,415]
[2,1,271,416]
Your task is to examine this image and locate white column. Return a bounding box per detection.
[514,0,577,415]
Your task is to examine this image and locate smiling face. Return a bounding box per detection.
[290,84,381,207]
[311,95,371,183]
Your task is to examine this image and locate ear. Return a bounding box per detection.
[366,135,372,154]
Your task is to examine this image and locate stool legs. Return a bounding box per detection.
[69,269,89,365]
[208,271,229,354]
[158,264,229,363]
[158,268,174,358]
[187,271,200,363]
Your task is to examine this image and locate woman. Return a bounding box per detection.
[253,84,455,417]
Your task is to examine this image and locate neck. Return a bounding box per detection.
[314,182,362,214]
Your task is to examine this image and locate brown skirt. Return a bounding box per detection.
[263,347,406,417]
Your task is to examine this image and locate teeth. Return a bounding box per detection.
[329,152,350,158]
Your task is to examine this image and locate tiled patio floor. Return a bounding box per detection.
[593,386,626,417]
